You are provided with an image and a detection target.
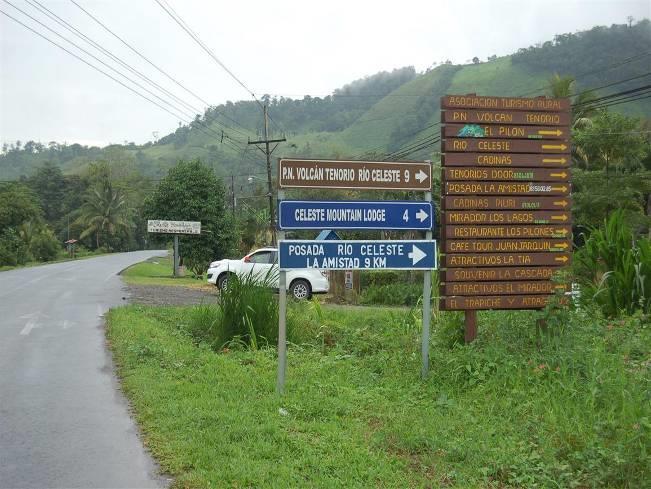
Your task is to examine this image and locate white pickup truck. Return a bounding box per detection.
[206,247,330,300]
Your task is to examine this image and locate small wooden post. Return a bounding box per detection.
[464,310,477,343]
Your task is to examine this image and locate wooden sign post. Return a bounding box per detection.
[439,95,572,342]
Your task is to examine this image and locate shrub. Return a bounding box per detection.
[187,270,279,350]
[360,270,412,287]
[360,283,423,306]
[29,228,62,262]
[576,209,651,316]
[0,228,31,266]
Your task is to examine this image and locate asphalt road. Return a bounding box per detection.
[0,251,168,489]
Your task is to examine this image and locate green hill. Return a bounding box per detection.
[2,20,650,180]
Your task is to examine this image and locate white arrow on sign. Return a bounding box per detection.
[416,209,429,222]
[415,170,428,183]
[408,245,427,265]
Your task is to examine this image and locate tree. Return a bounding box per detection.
[547,73,597,126]
[472,56,480,64]
[0,183,45,265]
[573,110,648,173]
[0,183,42,229]
[27,162,66,223]
[74,177,131,250]
[144,159,236,276]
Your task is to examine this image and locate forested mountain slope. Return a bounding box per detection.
[2,20,649,180]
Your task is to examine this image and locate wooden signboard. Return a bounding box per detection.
[444,239,570,253]
[443,153,569,167]
[443,196,571,211]
[439,94,572,332]
[442,266,559,282]
[444,123,568,139]
[445,225,571,239]
[440,295,557,310]
[442,109,571,127]
[278,158,431,190]
[445,182,570,196]
[444,210,570,225]
[443,167,569,182]
[443,281,568,296]
[441,94,571,111]
[444,138,569,154]
[443,252,571,267]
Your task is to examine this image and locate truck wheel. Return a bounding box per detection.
[289,279,312,300]
[217,273,231,291]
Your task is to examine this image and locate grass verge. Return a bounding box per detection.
[120,255,209,288]
[107,303,650,488]
[0,249,111,272]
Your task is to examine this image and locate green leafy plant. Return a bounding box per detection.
[360,283,423,306]
[576,210,651,316]
[186,269,279,350]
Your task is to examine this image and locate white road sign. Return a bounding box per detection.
[147,220,201,235]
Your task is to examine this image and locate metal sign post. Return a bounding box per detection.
[421,189,433,379]
[276,190,288,394]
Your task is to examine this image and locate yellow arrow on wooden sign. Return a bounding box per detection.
[552,229,569,237]
[538,129,563,136]
[554,284,567,290]
[550,242,570,251]
[555,255,569,263]
[551,215,569,221]
[550,172,568,178]
[542,144,568,151]
[553,200,569,207]
[542,157,567,164]
[551,186,568,192]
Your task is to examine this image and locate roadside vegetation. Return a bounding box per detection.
[120,255,208,288]
[108,299,649,488]
[359,270,426,306]
[107,208,650,487]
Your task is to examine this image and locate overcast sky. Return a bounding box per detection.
[1,0,649,147]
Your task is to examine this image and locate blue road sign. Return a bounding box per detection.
[278,200,434,230]
[279,240,437,270]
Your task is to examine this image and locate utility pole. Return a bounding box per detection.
[230,175,235,219]
[248,104,285,245]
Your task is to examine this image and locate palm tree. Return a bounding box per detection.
[548,73,598,169]
[548,73,597,127]
[75,180,130,249]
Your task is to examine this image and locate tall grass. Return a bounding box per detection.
[576,209,651,316]
[188,270,279,350]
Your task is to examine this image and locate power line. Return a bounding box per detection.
[0,7,258,163]
[0,9,187,122]
[27,0,199,116]
[69,0,253,137]
[5,0,193,123]
[356,52,651,160]
[153,0,287,136]
[153,0,259,104]
[8,0,266,164]
[574,83,651,108]
[381,75,651,160]
[518,50,651,97]
[14,0,256,153]
[388,85,651,160]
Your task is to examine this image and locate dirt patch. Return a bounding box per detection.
[124,284,219,306]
